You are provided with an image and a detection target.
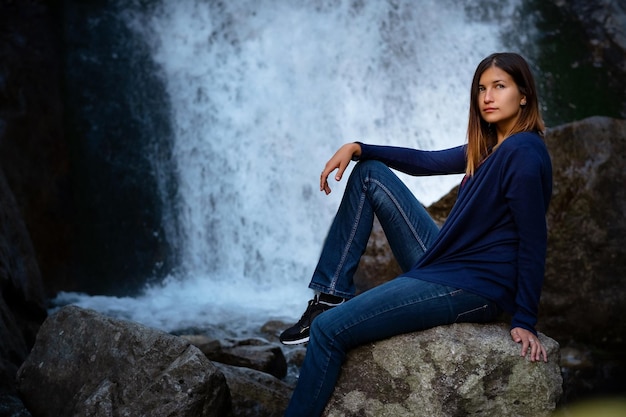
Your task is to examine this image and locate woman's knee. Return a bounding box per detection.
[310,311,333,342]
[308,316,334,355]
[352,159,387,176]
[310,306,348,346]
[348,160,391,186]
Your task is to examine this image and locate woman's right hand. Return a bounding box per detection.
[320,143,362,195]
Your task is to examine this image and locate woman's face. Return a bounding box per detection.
[477,65,526,140]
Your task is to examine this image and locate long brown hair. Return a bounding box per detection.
[465,52,544,176]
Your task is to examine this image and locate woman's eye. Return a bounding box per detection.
[496,84,505,89]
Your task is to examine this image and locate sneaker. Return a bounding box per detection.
[279,294,344,345]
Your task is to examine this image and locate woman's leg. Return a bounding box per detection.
[280,160,441,345]
[284,277,501,417]
[309,160,440,298]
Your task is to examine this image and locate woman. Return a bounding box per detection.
[281,52,552,417]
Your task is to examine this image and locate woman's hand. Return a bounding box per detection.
[320,143,362,195]
[510,327,548,362]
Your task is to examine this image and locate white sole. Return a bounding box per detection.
[280,336,309,345]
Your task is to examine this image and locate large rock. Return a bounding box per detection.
[324,323,562,417]
[215,363,291,417]
[551,0,626,73]
[541,116,626,351]
[182,335,288,379]
[16,306,232,417]
[0,167,46,415]
[0,0,72,296]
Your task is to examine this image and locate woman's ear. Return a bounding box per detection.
[520,97,527,106]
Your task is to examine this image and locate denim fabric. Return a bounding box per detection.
[285,161,501,417]
[284,279,501,417]
[308,160,441,298]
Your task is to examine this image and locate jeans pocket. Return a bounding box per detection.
[452,289,499,323]
[455,304,491,323]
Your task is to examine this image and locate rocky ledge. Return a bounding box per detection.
[324,323,562,417]
[16,306,233,417]
[16,306,561,417]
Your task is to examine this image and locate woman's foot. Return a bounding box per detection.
[279,293,345,345]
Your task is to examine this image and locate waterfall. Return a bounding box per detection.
[55,0,525,336]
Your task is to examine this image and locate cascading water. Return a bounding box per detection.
[55,0,528,336]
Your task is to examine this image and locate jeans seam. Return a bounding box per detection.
[368,177,429,253]
[310,334,336,413]
[455,304,489,322]
[335,287,458,337]
[328,172,430,292]
[329,187,367,293]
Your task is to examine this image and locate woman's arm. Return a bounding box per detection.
[358,143,467,176]
[501,134,552,362]
[320,142,467,194]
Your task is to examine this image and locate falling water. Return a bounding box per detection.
[55,0,527,337]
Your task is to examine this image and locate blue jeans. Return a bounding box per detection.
[284,161,501,417]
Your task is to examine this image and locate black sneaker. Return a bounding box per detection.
[279,294,344,345]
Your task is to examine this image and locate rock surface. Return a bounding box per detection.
[541,116,626,351]
[554,0,626,73]
[0,168,46,415]
[0,0,72,296]
[324,323,562,417]
[16,306,232,417]
[182,335,288,379]
[215,363,291,417]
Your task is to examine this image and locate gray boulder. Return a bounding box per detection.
[215,363,291,417]
[0,167,46,416]
[541,116,626,350]
[182,334,288,379]
[324,323,562,417]
[16,306,231,417]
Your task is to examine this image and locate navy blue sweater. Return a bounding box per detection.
[358,132,552,334]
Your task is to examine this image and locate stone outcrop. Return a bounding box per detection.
[0,0,72,297]
[182,335,288,379]
[324,323,562,417]
[16,306,232,417]
[0,167,47,414]
[541,116,626,351]
[552,0,626,73]
[215,363,291,417]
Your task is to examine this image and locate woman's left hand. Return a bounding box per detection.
[510,327,548,362]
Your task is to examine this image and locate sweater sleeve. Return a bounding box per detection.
[357,143,467,176]
[500,136,552,335]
